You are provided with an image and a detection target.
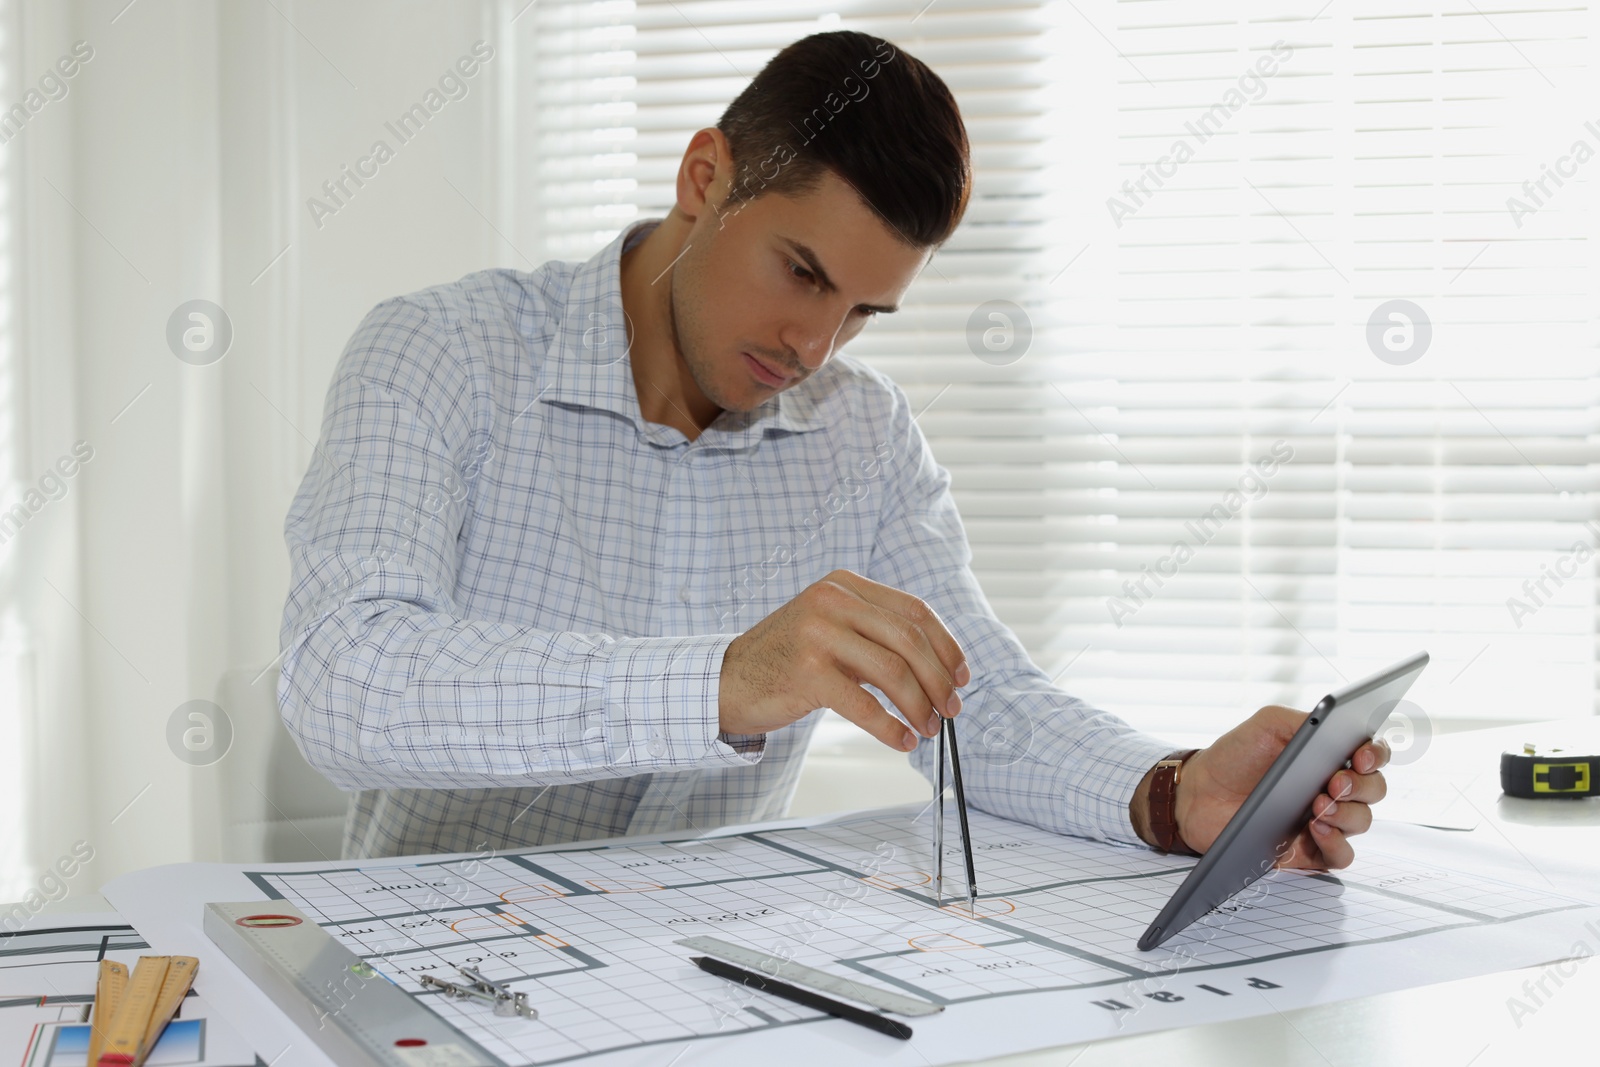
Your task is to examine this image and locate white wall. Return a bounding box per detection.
[12,0,514,895]
[7,0,91,901]
[62,0,228,893]
[212,0,510,702]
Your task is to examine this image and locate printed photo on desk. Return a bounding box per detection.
[0,918,260,1067]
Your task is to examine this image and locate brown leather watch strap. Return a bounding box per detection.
[1149,749,1201,856]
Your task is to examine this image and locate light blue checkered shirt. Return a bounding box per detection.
[277,219,1177,860]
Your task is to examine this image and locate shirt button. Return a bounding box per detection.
[648,733,668,758]
[677,584,691,603]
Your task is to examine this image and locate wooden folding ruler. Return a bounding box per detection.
[87,953,198,1066]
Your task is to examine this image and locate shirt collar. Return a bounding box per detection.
[538,219,830,445]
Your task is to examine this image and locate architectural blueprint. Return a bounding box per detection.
[0,916,261,1067]
[105,803,1600,1067]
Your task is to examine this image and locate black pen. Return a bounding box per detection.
[690,955,913,1040]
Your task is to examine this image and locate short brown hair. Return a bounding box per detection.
[715,31,971,248]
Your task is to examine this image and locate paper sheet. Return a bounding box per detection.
[1376,765,1484,830]
[0,914,261,1067]
[104,804,1600,1067]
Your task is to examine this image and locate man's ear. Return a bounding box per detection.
[675,127,733,224]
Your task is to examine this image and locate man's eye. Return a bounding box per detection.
[786,260,814,283]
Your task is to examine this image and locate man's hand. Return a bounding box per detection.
[1131,705,1391,870]
[719,569,970,752]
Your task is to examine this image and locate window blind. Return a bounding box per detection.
[1032,0,1600,734]
[514,0,1598,738]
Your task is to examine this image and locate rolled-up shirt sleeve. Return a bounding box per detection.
[277,298,757,793]
[866,382,1175,846]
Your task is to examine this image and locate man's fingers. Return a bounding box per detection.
[845,600,960,728]
[1353,737,1391,773]
[1313,794,1373,836]
[826,570,968,688]
[832,631,944,740]
[1329,767,1387,805]
[1277,821,1354,870]
[1275,829,1317,869]
[823,678,919,752]
[1308,818,1354,868]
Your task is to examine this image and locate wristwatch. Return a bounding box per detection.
[1148,749,1201,856]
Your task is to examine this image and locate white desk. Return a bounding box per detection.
[42,719,1597,1066]
[977,720,1600,1067]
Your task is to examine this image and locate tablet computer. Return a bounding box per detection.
[1137,650,1429,951]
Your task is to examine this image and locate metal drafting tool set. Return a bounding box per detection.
[934,714,980,911]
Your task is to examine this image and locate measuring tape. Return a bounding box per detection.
[87,954,198,1066]
[1501,743,1599,798]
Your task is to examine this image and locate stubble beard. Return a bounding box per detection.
[667,249,758,415]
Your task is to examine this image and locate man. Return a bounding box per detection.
[279,31,1388,863]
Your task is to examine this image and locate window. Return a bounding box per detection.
[515,0,1598,738]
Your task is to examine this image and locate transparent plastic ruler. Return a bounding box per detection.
[672,935,943,1017]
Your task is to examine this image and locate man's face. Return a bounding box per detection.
[667,169,930,413]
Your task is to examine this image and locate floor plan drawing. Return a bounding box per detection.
[216,803,1598,1067]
